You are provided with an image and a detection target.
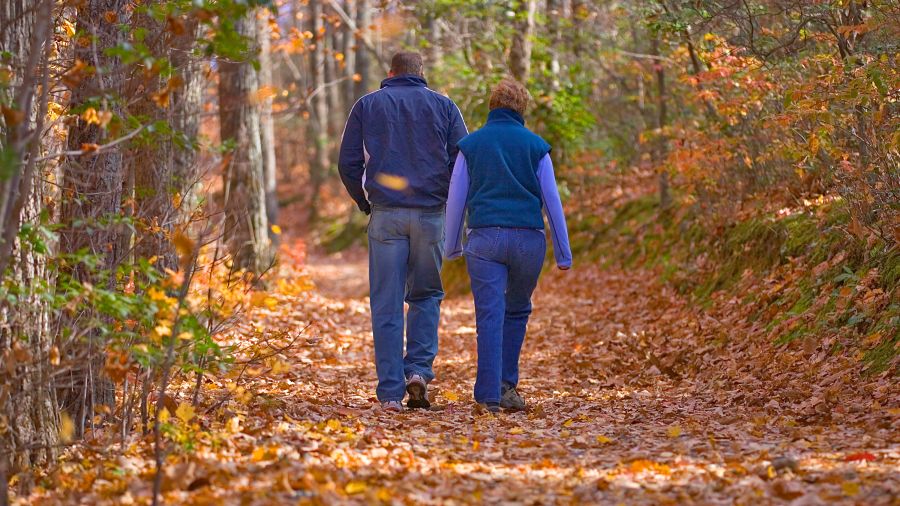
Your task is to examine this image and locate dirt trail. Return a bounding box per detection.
[25,252,898,505]
[280,253,898,505]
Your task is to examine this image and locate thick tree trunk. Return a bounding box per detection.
[131,15,203,273]
[0,3,59,490]
[218,10,272,273]
[59,0,130,435]
[509,0,536,82]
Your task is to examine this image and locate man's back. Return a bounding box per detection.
[339,75,467,211]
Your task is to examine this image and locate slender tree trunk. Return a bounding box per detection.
[258,10,279,246]
[0,1,59,490]
[218,9,272,274]
[307,0,330,222]
[547,0,562,90]
[509,0,537,82]
[342,0,358,107]
[650,34,670,211]
[354,0,371,100]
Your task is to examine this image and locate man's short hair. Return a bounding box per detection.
[390,52,424,77]
[489,78,530,115]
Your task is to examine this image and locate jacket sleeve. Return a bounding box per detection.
[446,101,468,174]
[537,154,573,269]
[443,153,469,259]
[338,102,371,214]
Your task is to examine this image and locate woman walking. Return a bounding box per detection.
[444,79,572,413]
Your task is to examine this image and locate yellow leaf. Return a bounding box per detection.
[154,324,172,338]
[270,359,291,375]
[59,412,75,443]
[270,224,282,235]
[226,416,241,434]
[563,419,575,427]
[509,427,524,435]
[842,481,860,496]
[443,390,459,401]
[375,173,409,191]
[376,487,391,502]
[158,407,170,424]
[345,481,367,495]
[49,346,60,366]
[62,19,76,38]
[596,435,612,444]
[177,331,193,341]
[327,419,342,431]
[175,402,195,423]
[172,232,195,264]
[251,446,269,462]
[81,107,100,125]
[667,425,682,438]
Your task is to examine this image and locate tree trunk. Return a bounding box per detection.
[650,34,671,211]
[131,14,203,273]
[342,0,358,107]
[546,0,562,90]
[59,0,134,437]
[509,0,536,82]
[354,0,371,100]
[218,9,272,274]
[0,2,59,489]
[307,0,330,222]
[257,10,279,246]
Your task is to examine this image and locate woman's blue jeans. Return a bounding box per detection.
[464,227,546,404]
[368,205,445,402]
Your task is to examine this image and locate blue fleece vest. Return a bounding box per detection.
[457,108,551,229]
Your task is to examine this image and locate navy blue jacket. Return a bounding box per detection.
[338,75,468,213]
[457,108,551,229]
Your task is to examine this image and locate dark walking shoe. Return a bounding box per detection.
[500,385,526,411]
[406,374,431,409]
[381,400,403,412]
[476,402,501,414]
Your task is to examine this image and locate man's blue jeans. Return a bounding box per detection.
[464,227,546,404]
[368,205,444,401]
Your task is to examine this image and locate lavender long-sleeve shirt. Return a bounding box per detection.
[444,152,573,269]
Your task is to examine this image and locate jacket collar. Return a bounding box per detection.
[380,74,428,88]
[487,108,525,125]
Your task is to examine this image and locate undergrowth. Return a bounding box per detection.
[573,194,899,375]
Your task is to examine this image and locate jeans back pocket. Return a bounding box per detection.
[464,227,501,259]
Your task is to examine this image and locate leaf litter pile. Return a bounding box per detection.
[22,249,899,505]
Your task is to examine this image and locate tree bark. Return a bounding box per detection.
[650,34,671,211]
[354,0,372,100]
[307,0,330,222]
[131,13,203,273]
[257,10,279,246]
[0,1,59,488]
[58,0,131,436]
[218,9,272,274]
[509,0,536,82]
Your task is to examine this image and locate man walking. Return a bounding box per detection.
[338,52,467,411]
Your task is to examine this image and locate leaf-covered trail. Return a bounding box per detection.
[26,252,898,505]
[245,253,897,504]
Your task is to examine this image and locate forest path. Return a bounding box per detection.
[26,251,898,505]
[252,253,896,505]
